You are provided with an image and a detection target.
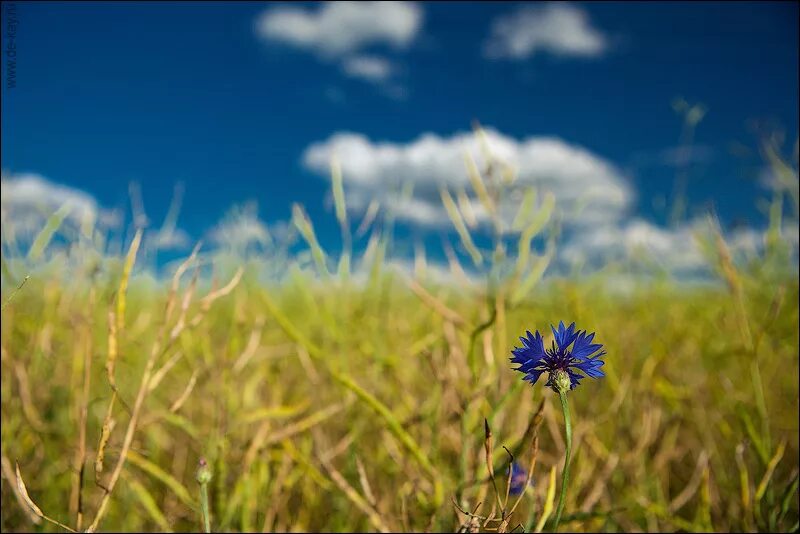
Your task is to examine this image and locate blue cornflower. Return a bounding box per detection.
[507,462,531,496]
[510,321,606,393]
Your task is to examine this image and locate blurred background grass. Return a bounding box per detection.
[1,130,798,533]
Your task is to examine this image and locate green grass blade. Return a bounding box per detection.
[123,472,174,532]
[331,370,444,507]
[27,204,71,262]
[127,450,197,510]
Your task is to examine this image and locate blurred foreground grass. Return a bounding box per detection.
[1,134,798,533]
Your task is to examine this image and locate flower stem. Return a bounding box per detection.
[552,389,572,532]
[196,458,212,533]
[200,482,211,533]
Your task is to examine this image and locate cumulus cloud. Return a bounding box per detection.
[255,2,419,95]
[341,54,394,82]
[208,203,298,253]
[1,172,199,258]
[1,172,120,238]
[484,3,608,60]
[213,217,268,247]
[560,219,707,273]
[301,128,795,281]
[256,1,422,58]
[302,128,632,231]
[559,217,786,278]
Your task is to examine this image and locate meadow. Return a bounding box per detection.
[1,132,798,533]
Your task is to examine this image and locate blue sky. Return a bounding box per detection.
[1,1,798,277]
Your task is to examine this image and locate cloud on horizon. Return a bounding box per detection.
[4,160,794,284]
[207,202,282,252]
[1,172,121,239]
[302,128,633,230]
[302,128,798,278]
[0,172,195,254]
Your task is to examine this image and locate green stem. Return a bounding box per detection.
[750,360,771,452]
[553,390,572,532]
[200,482,211,533]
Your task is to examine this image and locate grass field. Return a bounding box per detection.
[1,137,798,533]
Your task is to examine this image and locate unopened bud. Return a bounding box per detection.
[196,458,212,485]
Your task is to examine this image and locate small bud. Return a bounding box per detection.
[196,458,212,485]
[552,370,571,394]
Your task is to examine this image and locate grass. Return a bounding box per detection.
[1,133,798,533]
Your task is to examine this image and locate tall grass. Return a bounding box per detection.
[1,129,798,533]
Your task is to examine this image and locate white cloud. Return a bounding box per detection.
[341,54,394,82]
[1,172,120,238]
[560,219,707,273]
[151,228,191,251]
[559,217,787,277]
[302,128,632,231]
[484,3,608,60]
[256,2,418,96]
[1,172,199,257]
[726,226,762,257]
[209,204,271,250]
[256,1,423,58]
[301,129,789,281]
[381,257,482,287]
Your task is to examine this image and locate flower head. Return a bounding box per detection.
[507,462,531,496]
[510,321,605,393]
